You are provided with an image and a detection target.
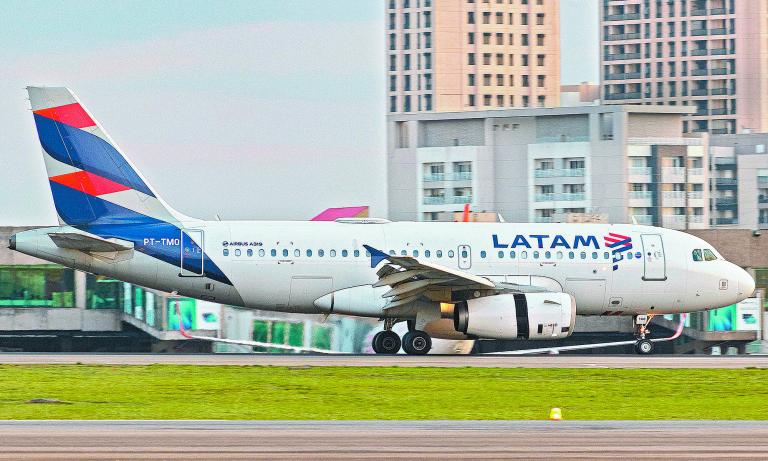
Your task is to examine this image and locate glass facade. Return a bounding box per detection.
[0,264,75,307]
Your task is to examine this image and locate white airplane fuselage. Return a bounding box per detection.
[12,220,753,323]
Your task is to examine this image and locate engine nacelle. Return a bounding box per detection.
[453,293,576,340]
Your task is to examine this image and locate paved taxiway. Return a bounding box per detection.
[1,353,768,368]
[0,421,766,460]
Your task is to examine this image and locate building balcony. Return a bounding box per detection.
[691,49,708,56]
[662,167,686,183]
[716,197,737,207]
[452,196,472,204]
[691,28,708,36]
[689,168,705,178]
[761,218,768,229]
[710,108,728,115]
[691,9,708,16]
[603,53,641,61]
[534,168,586,178]
[711,68,730,75]
[710,87,729,95]
[605,72,642,80]
[628,167,652,178]
[710,48,729,55]
[535,136,590,143]
[535,192,586,202]
[691,88,708,96]
[423,173,445,182]
[688,191,705,200]
[629,191,653,200]
[605,33,641,41]
[605,92,641,100]
[715,177,737,187]
[758,177,768,186]
[604,12,640,21]
[710,28,729,35]
[423,196,446,205]
[714,156,736,166]
[710,8,728,15]
[452,172,472,181]
[716,217,738,226]
[534,216,554,223]
[662,215,688,229]
[633,215,654,225]
[691,68,709,76]
[711,128,730,135]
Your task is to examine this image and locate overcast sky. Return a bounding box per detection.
[0,0,597,225]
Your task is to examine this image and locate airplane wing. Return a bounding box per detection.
[363,245,548,309]
[48,232,133,252]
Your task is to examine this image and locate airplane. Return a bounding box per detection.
[10,87,755,355]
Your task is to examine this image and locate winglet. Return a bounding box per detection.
[363,244,389,268]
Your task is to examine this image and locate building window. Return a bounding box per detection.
[468,74,476,86]
[521,13,529,25]
[389,96,397,113]
[536,34,545,46]
[425,94,433,111]
[537,75,545,87]
[468,53,476,65]
[468,94,476,107]
[403,95,411,112]
[483,94,492,106]
[522,75,529,87]
[467,32,475,45]
[536,13,545,25]
[467,11,475,24]
[537,54,545,66]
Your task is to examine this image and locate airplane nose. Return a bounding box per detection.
[739,268,756,299]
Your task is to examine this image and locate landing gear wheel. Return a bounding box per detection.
[372,330,401,354]
[402,330,432,355]
[634,339,654,355]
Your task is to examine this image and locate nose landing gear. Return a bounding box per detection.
[633,314,656,355]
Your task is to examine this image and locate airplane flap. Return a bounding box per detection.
[48,232,134,252]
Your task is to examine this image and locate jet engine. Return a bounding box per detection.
[453,292,576,340]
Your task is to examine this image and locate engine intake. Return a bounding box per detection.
[453,292,576,340]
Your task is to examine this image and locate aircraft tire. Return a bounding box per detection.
[634,339,654,355]
[402,330,432,355]
[376,330,401,354]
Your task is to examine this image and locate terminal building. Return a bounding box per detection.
[387,103,710,229]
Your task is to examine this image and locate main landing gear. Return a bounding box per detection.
[633,314,655,355]
[371,319,432,355]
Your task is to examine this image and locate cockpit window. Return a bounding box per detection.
[692,249,703,262]
[703,249,718,261]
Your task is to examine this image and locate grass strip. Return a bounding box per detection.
[0,365,765,420]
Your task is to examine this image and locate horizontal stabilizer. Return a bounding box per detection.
[48,232,133,252]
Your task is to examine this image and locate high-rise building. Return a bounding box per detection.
[387,0,561,114]
[600,0,768,135]
[387,104,710,230]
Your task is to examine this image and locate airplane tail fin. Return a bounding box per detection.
[27,86,186,227]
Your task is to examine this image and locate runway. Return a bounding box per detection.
[0,420,766,460]
[1,353,768,368]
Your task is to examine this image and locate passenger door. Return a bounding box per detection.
[641,234,666,281]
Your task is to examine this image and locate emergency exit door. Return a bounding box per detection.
[641,234,666,281]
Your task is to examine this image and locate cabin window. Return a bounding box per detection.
[604,252,610,259]
[354,249,360,257]
[259,249,265,257]
[330,250,337,257]
[413,250,419,257]
[234,249,242,257]
[401,250,407,256]
[425,250,431,258]
[436,250,443,258]
[556,251,563,259]
[247,249,253,257]
[545,251,551,259]
[365,250,370,257]
[342,250,348,257]
[510,250,516,259]
[703,249,717,261]
[461,250,468,258]
[294,249,300,257]
[223,249,229,256]
[448,250,455,258]
[283,249,289,257]
[692,249,703,261]
[270,249,276,257]
[389,250,396,255]
[592,252,598,259]
[521,251,528,259]
[533,251,540,259]
[498,251,504,258]
[627,252,633,260]
[480,250,487,258]
[580,252,586,259]
[318,249,325,257]
[307,249,313,257]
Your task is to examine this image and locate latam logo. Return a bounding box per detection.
[604,233,633,271]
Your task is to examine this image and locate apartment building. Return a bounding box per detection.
[600,0,768,135]
[709,133,768,229]
[387,104,711,230]
[387,0,561,113]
